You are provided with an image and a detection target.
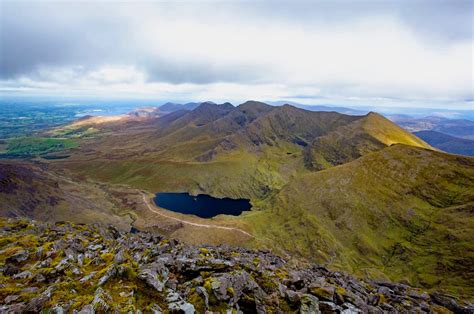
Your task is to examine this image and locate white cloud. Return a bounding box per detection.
[1,1,472,108]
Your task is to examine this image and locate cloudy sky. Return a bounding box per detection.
[0,0,473,108]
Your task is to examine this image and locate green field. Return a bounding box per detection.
[2,137,78,158]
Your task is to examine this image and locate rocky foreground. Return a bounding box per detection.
[0,218,472,313]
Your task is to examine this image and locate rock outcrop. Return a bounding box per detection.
[0,218,472,313]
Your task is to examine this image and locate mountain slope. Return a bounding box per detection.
[414,130,474,156]
[0,161,133,230]
[250,145,474,297]
[49,102,435,200]
[307,112,433,169]
[2,101,473,300]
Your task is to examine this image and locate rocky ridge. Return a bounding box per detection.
[0,218,472,313]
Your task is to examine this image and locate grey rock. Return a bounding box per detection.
[341,303,363,314]
[55,258,69,271]
[77,304,95,314]
[196,286,209,310]
[64,248,76,261]
[168,300,195,314]
[77,254,85,267]
[1,302,26,313]
[35,272,46,283]
[3,263,20,276]
[92,287,110,312]
[80,271,97,283]
[4,294,20,304]
[286,289,301,304]
[138,264,169,292]
[150,303,163,314]
[300,294,320,314]
[88,244,103,251]
[13,270,32,279]
[430,292,469,313]
[166,290,181,303]
[319,301,341,313]
[25,286,56,312]
[114,249,126,264]
[97,264,117,286]
[7,250,29,263]
[52,304,65,314]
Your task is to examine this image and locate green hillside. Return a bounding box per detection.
[4,102,473,300]
[307,112,433,170]
[249,145,474,298]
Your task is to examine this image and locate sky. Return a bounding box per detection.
[0,0,473,109]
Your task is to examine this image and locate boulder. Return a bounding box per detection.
[6,250,29,263]
[138,263,169,292]
[300,294,320,314]
[97,265,117,286]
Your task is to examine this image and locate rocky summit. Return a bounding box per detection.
[1,218,472,313]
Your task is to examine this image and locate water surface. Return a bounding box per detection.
[154,192,251,218]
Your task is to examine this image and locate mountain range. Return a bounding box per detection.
[1,100,473,304]
[390,115,474,140]
[413,130,474,156]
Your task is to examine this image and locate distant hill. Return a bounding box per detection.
[268,100,367,115]
[391,116,474,140]
[159,101,211,113]
[307,112,432,169]
[413,130,474,156]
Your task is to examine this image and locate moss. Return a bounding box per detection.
[119,263,137,280]
[199,248,211,255]
[100,252,114,263]
[71,295,94,310]
[253,257,261,267]
[0,246,24,262]
[310,287,334,301]
[335,287,346,296]
[275,268,288,281]
[187,289,206,312]
[0,237,17,248]
[203,277,213,292]
[378,293,386,305]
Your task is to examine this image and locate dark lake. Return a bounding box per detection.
[154,192,252,218]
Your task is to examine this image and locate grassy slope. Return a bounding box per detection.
[308,112,433,169]
[0,161,133,230]
[248,145,474,298]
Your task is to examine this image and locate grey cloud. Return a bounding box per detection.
[0,2,130,78]
[239,0,473,42]
[0,0,472,85]
[0,1,266,84]
[142,58,267,84]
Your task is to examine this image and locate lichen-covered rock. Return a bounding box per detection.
[97,264,117,286]
[300,294,320,314]
[92,287,111,312]
[0,218,472,313]
[138,263,169,292]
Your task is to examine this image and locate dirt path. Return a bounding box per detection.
[141,193,253,238]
